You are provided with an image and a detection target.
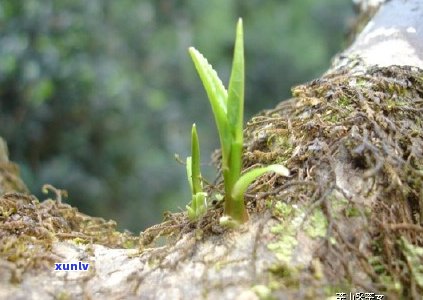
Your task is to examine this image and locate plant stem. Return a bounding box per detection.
[224,19,247,222]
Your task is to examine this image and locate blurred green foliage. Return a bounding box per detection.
[0,0,353,231]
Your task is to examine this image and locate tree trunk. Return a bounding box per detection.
[1,1,422,299]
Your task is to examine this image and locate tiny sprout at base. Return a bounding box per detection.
[186,124,207,220]
[188,18,289,224]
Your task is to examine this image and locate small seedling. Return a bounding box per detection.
[186,124,207,220]
[189,19,289,224]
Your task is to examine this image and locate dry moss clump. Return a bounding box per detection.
[241,65,423,298]
[0,185,137,283]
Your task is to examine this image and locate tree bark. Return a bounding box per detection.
[343,0,423,68]
[1,1,422,299]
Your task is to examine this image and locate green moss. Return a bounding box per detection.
[311,258,324,280]
[368,255,386,274]
[329,196,367,219]
[73,237,89,245]
[305,208,327,239]
[268,263,300,288]
[323,281,353,298]
[345,206,361,218]
[273,202,294,218]
[55,291,72,300]
[252,262,301,296]
[400,237,423,289]
[251,285,274,300]
[270,135,291,150]
[355,78,368,87]
[368,243,403,294]
[263,131,294,165]
[268,233,298,263]
[379,275,402,294]
[322,111,339,123]
[269,203,328,264]
[268,202,300,263]
[330,197,348,214]
[337,96,351,107]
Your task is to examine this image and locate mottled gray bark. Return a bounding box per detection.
[336,0,423,68]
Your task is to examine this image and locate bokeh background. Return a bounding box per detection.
[0,0,354,231]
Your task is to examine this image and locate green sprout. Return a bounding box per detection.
[186,123,207,220]
[189,19,289,224]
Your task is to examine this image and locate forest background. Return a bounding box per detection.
[0,0,353,231]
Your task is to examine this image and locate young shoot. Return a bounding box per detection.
[189,19,289,224]
[186,124,207,220]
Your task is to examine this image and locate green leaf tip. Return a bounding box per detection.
[231,164,290,203]
[186,123,207,221]
[225,16,245,199]
[191,123,202,194]
[266,164,290,177]
[227,17,244,140]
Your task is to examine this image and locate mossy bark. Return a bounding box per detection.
[1,1,423,299]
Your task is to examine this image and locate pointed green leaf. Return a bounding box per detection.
[225,18,245,202]
[186,156,193,194]
[191,124,202,194]
[227,18,245,144]
[222,19,246,223]
[189,47,231,157]
[231,164,290,202]
[189,46,233,182]
[188,47,228,110]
